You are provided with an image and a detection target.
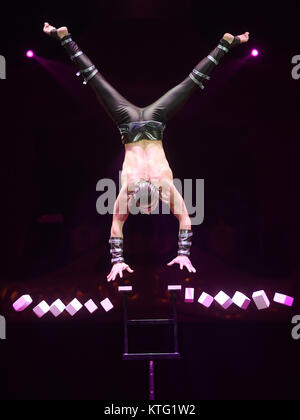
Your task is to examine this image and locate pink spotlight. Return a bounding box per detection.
[251,49,259,57]
[26,50,34,58]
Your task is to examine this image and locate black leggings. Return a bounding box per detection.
[60,34,236,125]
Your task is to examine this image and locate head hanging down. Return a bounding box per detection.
[128,180,160,215]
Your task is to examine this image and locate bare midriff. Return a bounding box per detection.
[121,139,173,187]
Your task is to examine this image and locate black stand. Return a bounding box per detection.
[121,290,180,400]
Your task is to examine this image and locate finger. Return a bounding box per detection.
[167,260,175,266]
[126,266,134,273]
[180,263,183,270]
[119,270,123,278]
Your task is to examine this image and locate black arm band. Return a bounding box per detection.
[109,237,125,264]
[177,229,193,256]
[58,33,99,84]
[188,36,240,88]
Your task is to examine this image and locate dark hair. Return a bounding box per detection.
[130,180,159,214]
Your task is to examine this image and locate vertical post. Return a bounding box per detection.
[123,293,129,354]
[149,360,155,400]
[172,291,178,353]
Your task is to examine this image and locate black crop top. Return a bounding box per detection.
[118,120,166,145]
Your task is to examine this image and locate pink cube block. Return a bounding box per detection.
[185,288,194,303]
[84,299,98,314]
[118,286,133,292]
[33,301,50,318]
[65,298,83,316]
[13,295,33,312]
[273,293,294,307]
[198,292,214,308]
[168,285,182,291]
[50,299,65,317]
[214,291,232,309]
[100,298,113,312]
[232,291,251,310]
[252,290,270,310]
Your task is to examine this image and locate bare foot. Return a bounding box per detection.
[223,31,250,44]
[43,22,69,39]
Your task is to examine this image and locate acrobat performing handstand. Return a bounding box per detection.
[43,22,249,281]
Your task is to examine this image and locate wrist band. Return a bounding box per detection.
[178,229,193,256]
[61,35,72,46]
[218,44,229,53]
[109,237,124,264]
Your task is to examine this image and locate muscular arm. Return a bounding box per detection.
[107,184,134,282]
[160,180,196,273]
[110,184,130,237]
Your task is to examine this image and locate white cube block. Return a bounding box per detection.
[33,301,50,318]
[273,293,294,307]
[252,290,270,310]
[118,286,133,292]
[100,298,113,312]
[65,298,83,316]
[198,292,214,308]
[168,285,182,291]
[214,291,232,309]
[185,288,194,303]
[232,291,251,310]
[50,299,65,317]
[84,299,98,314]
[13,295,33,312]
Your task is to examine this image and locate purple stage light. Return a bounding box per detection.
[26,50,34,58]
[251,49,259,57]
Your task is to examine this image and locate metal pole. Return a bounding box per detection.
[172,291,178,353]
[149,360,155,400]
[123,293,129,354]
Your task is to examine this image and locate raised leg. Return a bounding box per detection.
[143,32,249,123]
[46,24,139,124]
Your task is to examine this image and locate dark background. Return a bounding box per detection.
[0,0,300,400]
